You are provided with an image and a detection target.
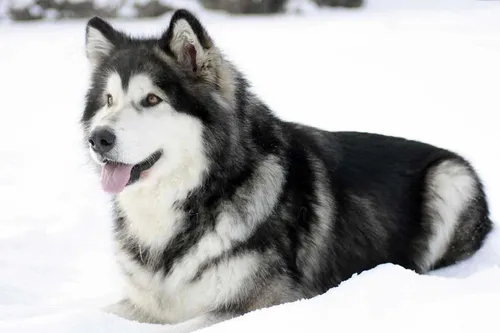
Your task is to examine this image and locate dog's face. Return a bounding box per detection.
[81,10,234,194]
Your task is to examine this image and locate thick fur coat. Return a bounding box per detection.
[81,9,493,333]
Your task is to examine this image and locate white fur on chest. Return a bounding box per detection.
[116,154,206,248]
[114,156,284,323]
[115,205,261,323]
[118,248,258,324]
[117,182,184,249]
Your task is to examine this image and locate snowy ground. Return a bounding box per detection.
[1,0,500,332]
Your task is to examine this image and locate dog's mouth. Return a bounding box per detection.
[100,150,162,194]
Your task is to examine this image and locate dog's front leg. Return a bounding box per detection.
[103,298,165,324]
[160,313,236,333]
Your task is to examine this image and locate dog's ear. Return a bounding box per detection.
[85,17,124,68]
[159,9,216,75]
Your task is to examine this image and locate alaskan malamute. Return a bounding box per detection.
[81,9,493,333]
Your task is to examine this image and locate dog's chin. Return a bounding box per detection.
[97,150,163,194]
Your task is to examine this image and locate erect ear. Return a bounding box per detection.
[159,9,216,75]
[85,17,125,68]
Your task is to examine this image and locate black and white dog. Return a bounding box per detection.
[81,9,493,333]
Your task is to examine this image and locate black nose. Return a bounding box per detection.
[89,127,116,154]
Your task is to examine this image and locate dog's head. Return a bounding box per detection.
[81,10,238,195]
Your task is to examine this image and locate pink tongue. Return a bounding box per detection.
[101,163,134,194]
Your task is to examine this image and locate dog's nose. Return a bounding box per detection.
[89,127,116,154]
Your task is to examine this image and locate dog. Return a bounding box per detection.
[81,9,494,333]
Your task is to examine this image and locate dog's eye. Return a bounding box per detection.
[107,94,113,107]
[142,93,162,107]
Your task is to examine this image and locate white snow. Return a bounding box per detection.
[1,0,500,332]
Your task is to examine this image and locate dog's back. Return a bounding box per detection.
[283,128,491,288]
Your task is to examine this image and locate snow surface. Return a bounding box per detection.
[1,0,500,332]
